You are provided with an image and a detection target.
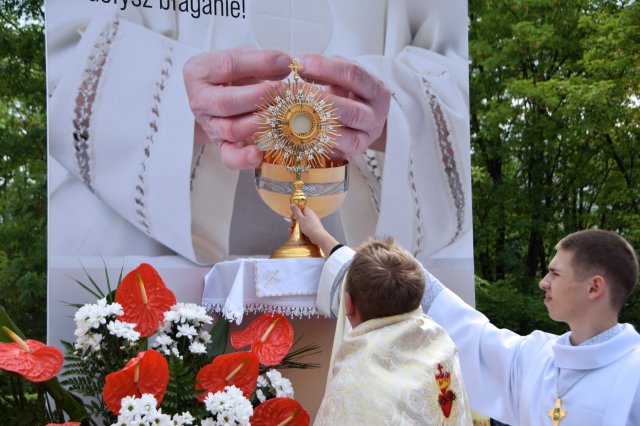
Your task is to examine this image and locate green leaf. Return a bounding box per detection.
[207,317,230,358]
[0,304,25,342]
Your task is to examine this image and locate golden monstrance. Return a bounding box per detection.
[254,60,348,258]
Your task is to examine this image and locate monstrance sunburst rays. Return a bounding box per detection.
[255,63,339,173]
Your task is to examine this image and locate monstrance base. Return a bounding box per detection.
[270,242,323,259]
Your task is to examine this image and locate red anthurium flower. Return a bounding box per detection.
[0,326,64,383]
[103,349,169,414]
[252,398,310,426]
[195,351,259,401]
[46,423,81,426]
[114,263,176,337]
[230,313,294,366]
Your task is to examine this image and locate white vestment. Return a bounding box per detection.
[315,247,472,425]
[428,288,640,425]
[46,0,472,266]
[315,307,472,426]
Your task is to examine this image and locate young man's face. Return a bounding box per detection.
[539,248,590,324]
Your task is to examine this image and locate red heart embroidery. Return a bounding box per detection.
[438,389,457,418]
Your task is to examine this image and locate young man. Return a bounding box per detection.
[424,229,640,425]
[292,205,472,425]
[297,198,640,426]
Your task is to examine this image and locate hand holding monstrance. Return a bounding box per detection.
[184,49,391,169]
[254,60,347,258]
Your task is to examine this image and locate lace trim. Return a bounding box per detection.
[134,44,175,235]
[422,77,466,244]
[408,152,425,257]
[580,324,623,346]
[362,150,381,213]
[72,18,120,193]
[363,150,382,184]
[420,269,446,312]
[203,302,321,323]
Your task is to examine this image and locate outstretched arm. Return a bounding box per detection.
[292,205,354,318]
[290,204,340,258]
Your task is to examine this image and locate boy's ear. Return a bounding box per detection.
[586,275,606,301]
[345,291,356,317]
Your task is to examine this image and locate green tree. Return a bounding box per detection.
[0,0,46,341]
[470,0,640,333]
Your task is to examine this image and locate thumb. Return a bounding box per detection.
[290,204,303,220]
[221,144,263,170]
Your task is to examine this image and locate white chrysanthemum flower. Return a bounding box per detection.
[74,332,103,352]
[256,388,267,403]
[172,411,195,425]
[204,386,253,426]
[266,369,294,398]
[176,324,198,340]
[181,303,213,324]
[153,304,214,359]
[111,394,177,426]
[171,346,182,358]
[164,309,182,324]
[108,301,124,316]
[153,334,174,347]
[119,395,138,414]
[73,298,128,352]
[200,419,216,426]
[198,330,213,344]
[107,320,141,342]
[257,375,268,387]
[164,303,213,326]
[189,341,207,354]
[138,393,157,412]
[74,302,103,331]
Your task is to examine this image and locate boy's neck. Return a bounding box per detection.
[568,317,618,346]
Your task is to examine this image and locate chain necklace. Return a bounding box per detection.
[547,368,593,425]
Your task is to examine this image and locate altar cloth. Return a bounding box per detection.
[202,257,327,324]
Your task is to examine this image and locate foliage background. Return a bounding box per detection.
[0,0,638,348]
[0,0,46,342]
[470,0,640,333]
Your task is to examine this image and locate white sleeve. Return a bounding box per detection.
[48,15,237,264]
[428,288,528,424]
[342,0,472,262]
[316,246,356,318]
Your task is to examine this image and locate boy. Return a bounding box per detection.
[292,205,472,425]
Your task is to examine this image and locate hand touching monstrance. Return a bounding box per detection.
[254,60,347,258]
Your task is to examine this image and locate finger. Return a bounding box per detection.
[326,84,350,99]
[202,113,262,144]
[303,206,318,220]
[190,80,282,118]
[184,49,293,85]
[298,55,391,104]
[331,127,370,157]
[323,90,379,135]
[219,143,263,170]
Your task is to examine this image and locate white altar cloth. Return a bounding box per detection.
[202,258,327,324]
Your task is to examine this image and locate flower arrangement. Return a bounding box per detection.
[0,263,317,425]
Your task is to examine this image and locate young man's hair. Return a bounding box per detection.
[557,229,639,311]
[345,236,425,323]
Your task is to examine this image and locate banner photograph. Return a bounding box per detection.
[46,0,472,419]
